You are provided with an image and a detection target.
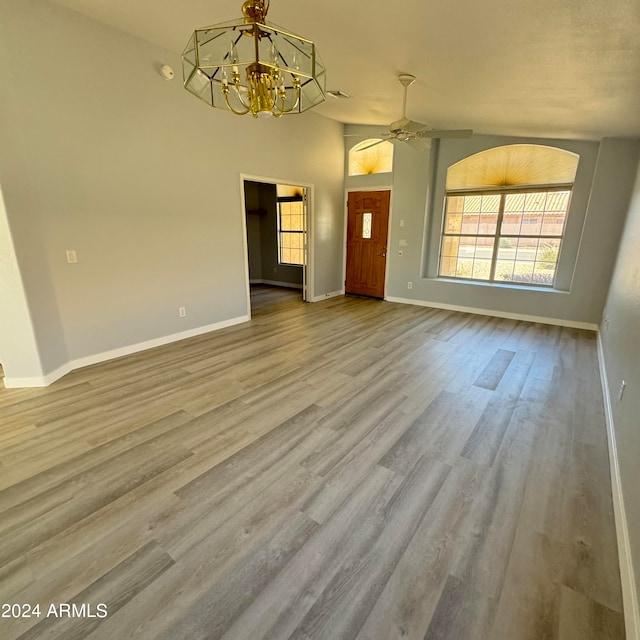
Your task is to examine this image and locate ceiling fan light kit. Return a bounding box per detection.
[182,0,326,118]
[358,73,473,151]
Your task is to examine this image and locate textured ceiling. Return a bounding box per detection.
[50,0,640,139]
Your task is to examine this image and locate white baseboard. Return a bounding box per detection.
[3,362,73,388]
[3,315,249,389]
[309,289,344,303]
[250,279,303,290]
[597,331,639,640]
[385,296,599,331]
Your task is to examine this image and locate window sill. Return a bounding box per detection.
[428,277,569,294]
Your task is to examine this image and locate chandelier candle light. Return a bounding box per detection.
[182,0,326,118]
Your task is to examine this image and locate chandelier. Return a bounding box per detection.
[182,0,326,118]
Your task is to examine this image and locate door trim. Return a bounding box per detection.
[240,174,315,318]
[343,186,393,299]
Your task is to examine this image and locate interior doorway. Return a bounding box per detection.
[242,177,310,313]
[345,190,391,298]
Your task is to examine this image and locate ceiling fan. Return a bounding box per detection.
[355,74,473,151]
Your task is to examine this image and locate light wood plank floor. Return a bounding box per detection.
[0,286,625,639]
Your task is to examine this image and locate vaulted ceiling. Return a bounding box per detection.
[51,0,640,140]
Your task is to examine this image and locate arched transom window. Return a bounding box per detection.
[439,144,579,286]
[348,139,394,176]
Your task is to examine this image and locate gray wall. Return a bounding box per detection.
[601,159,640,609]
[0,0,344,381]
[244,181,303,287]
[246,214,263,281]
[344,126,640,325]
[0,189,44,380]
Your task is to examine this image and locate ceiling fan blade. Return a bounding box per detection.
[357,139,387,151]
[405,137,431,151]
[402,119,429,133]
[389,117,411,132]
[417,129,473,139]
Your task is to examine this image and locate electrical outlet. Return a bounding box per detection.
[179,307,187,318]
[619,380,626,401]
[407,281,413,290]
[66,249,78,264]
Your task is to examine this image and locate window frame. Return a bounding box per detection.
[277,195,305,267]
[438,184,573,288]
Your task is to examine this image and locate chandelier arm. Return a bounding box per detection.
[272,83,300,116]
[289,84,301,112]
[235,85,253,110]
[223,88,251,115]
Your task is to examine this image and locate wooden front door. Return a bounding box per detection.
[345,190,390,298]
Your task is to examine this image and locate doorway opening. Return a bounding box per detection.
[242,177,311,314]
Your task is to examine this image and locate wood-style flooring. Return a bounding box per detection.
[0,285,625,639]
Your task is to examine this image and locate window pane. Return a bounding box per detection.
[444,213,463,233]
[280,214,292,231]
[472,259,492,280]
[541,212,565,236]
[279,228,304,265]
[458,194,499,234]
[495,260,515,282]
[481,194,501,213]
[524,192,546,212]
[532,239,561,285]
[362,212,372,239]
[547,191,571,211]
[461,212,479,234]
[511,262,534,283]
[497,237,517,259]
[501,213,522,236]
[440,235,494,280]
[515,237,538,262]
[533,261,556,286]
[505,193,526,212]
[519,214,543,236]
[447,196,465,214]
[441,236,460,257]
[456,258,475,279]
[278,198,304,265]
[462,195,482,213]
[439,188,569,287]
[478,214,498,235]
[439,255,458,277]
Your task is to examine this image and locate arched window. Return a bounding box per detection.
[438,144,579,286]
[348,139,394,176]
